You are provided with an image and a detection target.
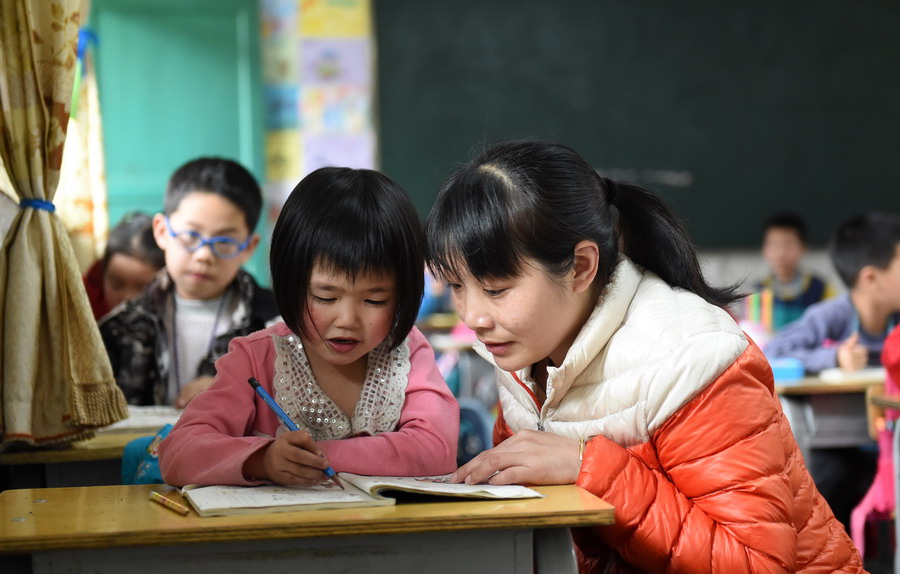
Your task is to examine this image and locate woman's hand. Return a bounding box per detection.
[242,430,332,485]
[450,430,582,486]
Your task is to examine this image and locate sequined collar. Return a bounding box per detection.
[271,333,411,440]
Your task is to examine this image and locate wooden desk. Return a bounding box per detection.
[0,483,613,574]
[776,376,883,463]
[0,432,149,490]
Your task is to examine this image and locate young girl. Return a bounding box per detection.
[83,211,164,320]
[159,167,459,486]
[426,141,863,573]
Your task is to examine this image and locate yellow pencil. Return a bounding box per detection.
[148,490,190,516]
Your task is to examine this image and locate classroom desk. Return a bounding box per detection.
[776,376,883,463]
[868,393,900,574]
[0,483,614,574]
[0,432,148,490]
[0,407,179,491]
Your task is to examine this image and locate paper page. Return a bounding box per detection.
[339,473,544,500]
[181,480,386,516]
[100,405,181,434]
[818,367,885,382]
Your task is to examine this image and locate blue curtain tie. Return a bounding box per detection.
[19,198,56,213]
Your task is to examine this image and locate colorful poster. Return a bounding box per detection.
[262,36,298,84]
[301,85,371,132]
[261,0,298,37]
[301,38,370,87]
[265,85,300,129]
[266,129,301,181]
[303,132,375,173]
[264,180,297,226]
[300,0,371,38]
[262,0,375,186]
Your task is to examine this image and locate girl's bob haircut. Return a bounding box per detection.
[270,167,425,349]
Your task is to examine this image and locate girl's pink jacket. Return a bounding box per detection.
[159,323,459,486]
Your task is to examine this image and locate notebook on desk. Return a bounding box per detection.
[181,473,543,517]
[100,405,182,434]
[818,367,886,383]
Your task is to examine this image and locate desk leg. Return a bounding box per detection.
[534,527,577,574]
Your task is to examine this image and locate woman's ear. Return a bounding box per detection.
[571,240,600,294]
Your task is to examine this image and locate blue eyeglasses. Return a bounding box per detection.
[164,216,251,259]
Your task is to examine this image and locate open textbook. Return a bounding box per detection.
[818,366,885,383]
[100,405,182,434]
[181,472,544,517]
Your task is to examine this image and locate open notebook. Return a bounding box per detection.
[181,472,543,517]
[817,367,885,383]
[101,405,182,434]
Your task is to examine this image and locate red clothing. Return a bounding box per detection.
[850,324,900,555]
[884,325,900,385]
[489,257,862,573]
[83,259,110,320]
[159,323,459,486]
[495,343,861,572]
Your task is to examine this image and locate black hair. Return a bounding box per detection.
[103,211,165,270]
[164,157,262,232]
[763,211,809,245]
[425,140,741,308]
[829,212,900,288]
[270,167,424,349]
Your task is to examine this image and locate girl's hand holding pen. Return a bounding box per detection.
[243,431,336,486]
[244,377,343,488]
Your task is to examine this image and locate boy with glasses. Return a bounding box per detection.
[100,158,278,407]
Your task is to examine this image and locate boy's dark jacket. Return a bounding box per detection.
[100,269,278,405]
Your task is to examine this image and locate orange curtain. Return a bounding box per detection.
[0,0,127,446]
[57,14,109,273]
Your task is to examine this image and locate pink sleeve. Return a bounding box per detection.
[158,333,282,487]
[319,328,460,476]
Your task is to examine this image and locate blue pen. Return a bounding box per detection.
[247,377,343,489]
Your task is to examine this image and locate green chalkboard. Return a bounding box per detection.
[375,0,900,248]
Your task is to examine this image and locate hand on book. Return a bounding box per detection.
[450,430,582,487]
[242,430,334,486]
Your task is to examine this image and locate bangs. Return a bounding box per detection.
[311,213,399,280]
[426,168,525,282]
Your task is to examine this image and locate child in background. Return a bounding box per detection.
[83,211,165,320]
[427,141,862,572]
[755,211,832,331]
[100,158,278,407]
[158,167,458,487]
[765,212,900,533]
[765,212,900,374]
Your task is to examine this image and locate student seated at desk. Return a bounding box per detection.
[83,212,164,321]
[159,168,458,486]
[765,211,900,533]
[752,211,833,331]
[100,158,279,408]
[426,141,862,573]
[765,212,900,373]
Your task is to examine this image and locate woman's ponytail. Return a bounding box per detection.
[612,181,743,308]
